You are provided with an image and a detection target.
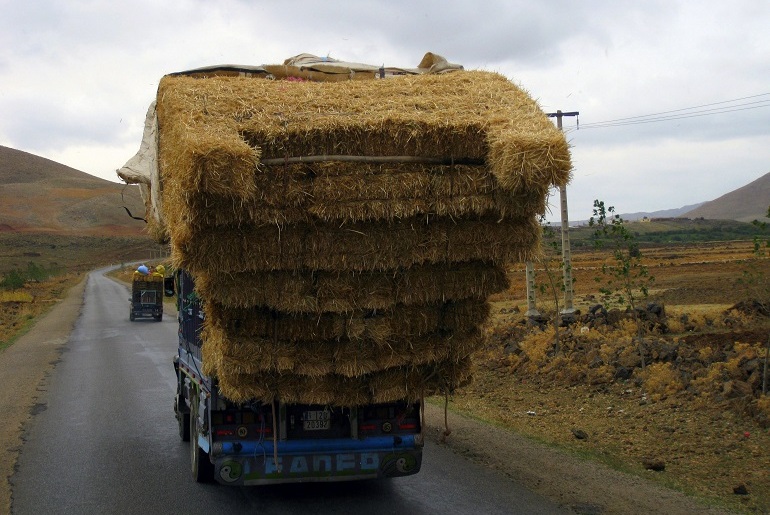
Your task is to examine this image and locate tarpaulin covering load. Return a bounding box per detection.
[117,52,572,405]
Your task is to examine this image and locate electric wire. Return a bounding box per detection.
[574,93,770,130]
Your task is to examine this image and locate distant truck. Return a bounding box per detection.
[129,266,164,321]
[170,270,423,484]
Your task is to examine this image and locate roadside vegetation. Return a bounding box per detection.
[455,203,770,513]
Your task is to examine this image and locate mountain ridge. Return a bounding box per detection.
[0,145,146,235]
[680,171,770,223]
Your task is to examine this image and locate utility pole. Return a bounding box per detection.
[525,261,540,317]
[548,110,579,316]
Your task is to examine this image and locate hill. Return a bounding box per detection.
[618,203,704,222]
[681,171,770,223]
[0,145,146,234]
[0,146,160,276]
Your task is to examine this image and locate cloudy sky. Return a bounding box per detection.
[2,0,769,221]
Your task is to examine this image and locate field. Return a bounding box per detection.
[0,233,165,276]
[456,238,770,513]
[0,232,166,351]
[2,236,769,512]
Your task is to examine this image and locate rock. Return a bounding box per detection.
[560,312,579,326]
[571,428,589,440]
[741,358,760,375]
[504,342,520,354]
[642,458,665,471]
[589,304,606,316]
[614,366,633,380]
[722,380,754,399]
[647,302,665,317]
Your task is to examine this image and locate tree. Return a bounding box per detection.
[534,213,571,353]
[589,200,655,369]
[0,269,25,290]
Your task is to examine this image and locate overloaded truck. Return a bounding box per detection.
[129,268,164,321]
[118,52,571,484]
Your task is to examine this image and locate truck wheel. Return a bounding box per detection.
[190,394,214,483]
[130,312,135,321]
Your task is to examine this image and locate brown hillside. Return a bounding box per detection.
[681,171,770,222]
[0,145,146,235]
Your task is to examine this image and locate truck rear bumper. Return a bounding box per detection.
[210,436,423,485]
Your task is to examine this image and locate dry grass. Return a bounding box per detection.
[454,242,770,512]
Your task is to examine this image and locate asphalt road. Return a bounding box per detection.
[11,269,569,514]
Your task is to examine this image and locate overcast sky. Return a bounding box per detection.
[2,0,769,221]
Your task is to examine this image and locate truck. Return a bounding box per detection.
[129,271,164,321]
[170,269,423,484]
[117,53,570,486]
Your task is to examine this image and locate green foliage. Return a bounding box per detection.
[534,214,570,352]
[0,261,66,291]
[569,217,762,247]
[736,206,770,309]
[589,200,656,368]
[0,269,25,290]
[589,201,654,310]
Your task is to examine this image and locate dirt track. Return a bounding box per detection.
[2,277,732,515]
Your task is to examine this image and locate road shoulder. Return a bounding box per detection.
[423,402,732,514]
[0,276,87,514]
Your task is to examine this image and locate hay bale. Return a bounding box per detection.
[204,299,489,343]
[212,357,474,405]
[156,70,570,206]
[131,60,572,406]
[160,162,549,234]
[192,262,509,312]
[171,215,539,273]
[201,324,481,378]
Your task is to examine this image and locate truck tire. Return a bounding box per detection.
[130,311,135,321]
[190,393,214,483]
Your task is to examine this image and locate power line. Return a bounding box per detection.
[581,102,770,129]
[578,93,770,130]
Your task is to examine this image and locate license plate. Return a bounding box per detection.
[303,410,331,430]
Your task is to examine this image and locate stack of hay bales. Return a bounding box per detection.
[126,55,571,406]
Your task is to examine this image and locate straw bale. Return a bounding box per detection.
[213,357,474,406]
[155,70,570,203]
[192,262,509,312]
[171,215,539,273]
[150,64,572,406]
[157,120,260,200]
[159,161,549,232]
[202,324,481,378]
[204,299,489,343]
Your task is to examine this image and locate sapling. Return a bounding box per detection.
[589,200,655,369]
